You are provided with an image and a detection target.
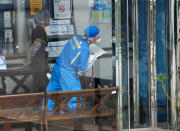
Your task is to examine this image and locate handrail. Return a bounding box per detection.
[46,87,119,97]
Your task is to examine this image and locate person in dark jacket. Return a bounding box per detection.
[25,10,50,91]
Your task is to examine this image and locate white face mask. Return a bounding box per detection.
[96,38,101,43]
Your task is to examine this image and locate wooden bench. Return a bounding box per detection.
[0,87,119,131]
[0,92,44,131]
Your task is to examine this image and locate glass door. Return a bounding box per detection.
[116,0,178,130]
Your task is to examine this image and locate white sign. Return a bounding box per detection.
[4,29,12,38]
[4,11,11,28]
[54,0,71,19]
[67,24,74,35]
[46,25,74,36]
[48,40,66,47]
[0,56,6,70]
[46,25,67,36]
[47,46,65,57]
[49,19,70,25]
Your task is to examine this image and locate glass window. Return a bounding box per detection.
[0,0,118,130]
[1,0,179,130]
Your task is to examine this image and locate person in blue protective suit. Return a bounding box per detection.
[46,25,100,113]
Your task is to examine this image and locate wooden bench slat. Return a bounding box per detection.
[47,87,119,97]
[0,110,41,122]
[47,112,115,121]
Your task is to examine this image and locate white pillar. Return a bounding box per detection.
[15,0,29,53]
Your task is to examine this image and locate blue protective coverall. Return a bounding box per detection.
[46,35,89,112]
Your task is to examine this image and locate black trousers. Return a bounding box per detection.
[33,72,48,92]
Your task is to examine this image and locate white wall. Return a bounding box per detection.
[73,0,90,35]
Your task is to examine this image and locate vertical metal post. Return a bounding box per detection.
[176,0,180,129]
[115,0,122,130]
[126,0,131,130]
[132,0,140,125]
[169,0,177,128]
[147,0,157,128]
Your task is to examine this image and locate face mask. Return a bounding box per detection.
[96,38,101,43]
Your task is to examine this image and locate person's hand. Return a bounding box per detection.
[46,72,51,80]
[23,58,32,65]
[77,71,82,76]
